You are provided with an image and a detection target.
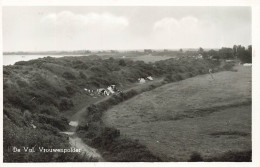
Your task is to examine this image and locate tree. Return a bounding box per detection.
[144,49,152,53]
[208,49,219,59]
[248,45,252,56]
[218,47,233,59]
[198,47,204,53]
[236,45,251,63]
[233,45,237,58]
[236,45,246,62]
[119,59,126,66]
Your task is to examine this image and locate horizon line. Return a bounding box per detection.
[3,45,252,54]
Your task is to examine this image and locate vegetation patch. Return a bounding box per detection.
[206,150,252,162]
[209,131,250,137]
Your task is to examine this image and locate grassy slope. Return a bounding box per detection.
[102,66,251,161]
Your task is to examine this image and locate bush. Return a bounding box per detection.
[38,105,59,116]
[79,71,87,79]
[164,74,176,83]
[62,71,76,80]
[92,127,120,148]
[96,137,161,162]
[87,104,98,115]
[59,98,74,111]
[223,63,234,71]
[119,59,126,66]
[17,80,28,88]
[77,122,89,131]
[23,110,32,122]
[4,108,26,127]
[37,114,69,131]
[206,150,251,162]
[65,85,76,96]
[189,152,203,162]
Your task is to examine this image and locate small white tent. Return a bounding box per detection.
[107,86,115,94]
[147,76,153,81]
[138,78,146,84]
[69,121,79,127]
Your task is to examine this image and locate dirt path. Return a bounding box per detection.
[61,77,164,161]
[69,135,104,161]
[63,105,104,161]
[61,124,104,161]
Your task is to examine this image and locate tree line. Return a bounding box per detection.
[197,45,252,63]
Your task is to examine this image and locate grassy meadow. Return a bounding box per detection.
[102,65,251,161]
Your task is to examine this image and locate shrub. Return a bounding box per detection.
[79,71,87,79]
[92,127,120,148]
[119,59,126,66]
[16,80,28,88]
[65,85,76,96]
[38,105,59,116]
[223,63,234,71]
[164,74,175,83]
[4,108,26,127]
[62,71,76,80]
[126,89,138,99]
[23,110,32,122]
[206,150,252,162]
[59,98,74,111]
[189,152,203,162]
[37,114,69,131]
[77,122,89,131]
[3,68,11,75]
[87,104,98,115]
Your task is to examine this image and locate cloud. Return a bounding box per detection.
[38,11,130,50]
[41,11,129,35]
[151,16,222,48]
[41,11,129,27]
[153,16,198,31]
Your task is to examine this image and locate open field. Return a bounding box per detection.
[125,54,173,63]
[102,65,251,161]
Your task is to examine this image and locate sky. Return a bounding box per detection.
[3,6,251,51]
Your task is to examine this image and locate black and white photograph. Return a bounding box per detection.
[1,0,259,165]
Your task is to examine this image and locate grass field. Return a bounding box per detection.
[126,54,173,63]
[102,65,251,161]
